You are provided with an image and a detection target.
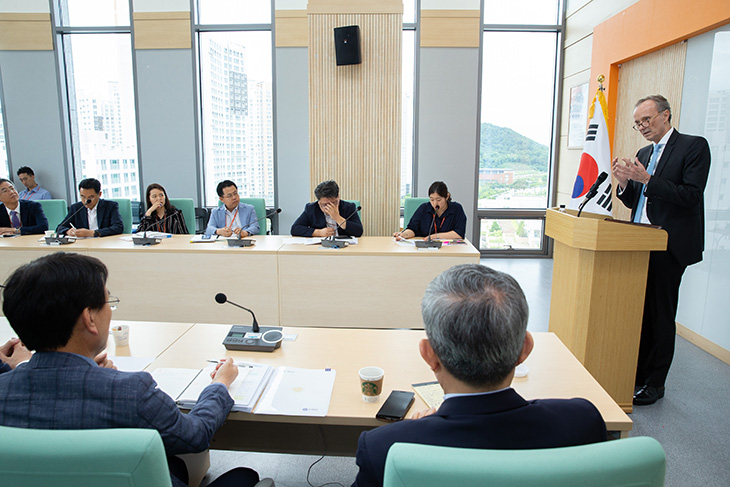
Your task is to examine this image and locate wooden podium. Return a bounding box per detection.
[545,208,667,412]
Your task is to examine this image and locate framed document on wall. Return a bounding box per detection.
[568,82,589,149]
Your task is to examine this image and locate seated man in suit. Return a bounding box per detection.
[352,264,607,487]
[205,180,260,237]
[291,180,363,237]
[0,252,262,487]
[58,178,124,237]
[0,178,49,235]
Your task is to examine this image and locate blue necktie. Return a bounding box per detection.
[10,210,20,229]
[633,143,664,223]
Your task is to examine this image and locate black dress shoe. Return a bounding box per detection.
[633,385,665,406]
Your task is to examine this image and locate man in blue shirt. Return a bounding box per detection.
[16,166,51,200]
[205,180,260,236]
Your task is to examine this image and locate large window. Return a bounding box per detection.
[401,0,417,204]
[54,0,140,201]
[478,1,562,254]
[196,1,275,207]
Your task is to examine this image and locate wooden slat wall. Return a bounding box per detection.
[420,10,480,48]
[612,41,687,220]
[276,10,308,47]
[0,13,53,51]
[308,2,402,236]
[133,11,191,50]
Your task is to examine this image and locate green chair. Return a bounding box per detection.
[240,197,266,235]
[109,198,132,234]
[383,437,666,487]
[37,199,68,231]
[403,197,429,230]
[344,199,362,219]
[169,198,196,235]
[0,426,172,487]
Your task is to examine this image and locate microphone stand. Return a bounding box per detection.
[228,208,281,247]
[415,205,443,249]
[45,199,92,245]
[321,205,361,248]
[215,293,283,352]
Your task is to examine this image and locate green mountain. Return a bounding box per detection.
[479,123,549,171]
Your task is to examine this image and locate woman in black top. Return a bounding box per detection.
[394,181,467,240]
[137,183,189,234]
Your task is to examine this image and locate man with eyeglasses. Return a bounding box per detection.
[0,178,49,236]
[0,252,264,487]
[205,180,260,237]
[611,95,711,406]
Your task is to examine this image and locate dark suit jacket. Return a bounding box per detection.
[291,200,363,237]
[0,352,234,487]
[0,200,49,235]
[58,199,124,236]
[352,388,607,487]
[618,129,710,267]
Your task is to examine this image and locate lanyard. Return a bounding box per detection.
[433,215,446,234]
[225,207,239,229]
[21,189,34,200]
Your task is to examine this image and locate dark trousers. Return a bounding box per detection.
[635,250,686,388]
[169,456,260,487]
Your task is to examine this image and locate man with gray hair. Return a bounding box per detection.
[352,264,606,487]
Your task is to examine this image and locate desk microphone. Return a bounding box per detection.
[133,211,181,245]
[416,205,442,249]
[228,208,281,247]
[46,198,92,245]
[215,293,283,352]
[321,205,362,248]
[577,171,608,217]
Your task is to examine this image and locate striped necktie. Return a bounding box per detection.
[10,210,21,229]
[633,143,664,223]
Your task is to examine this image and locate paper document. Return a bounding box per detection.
[254,367,336,417]
[108,356,154,372]
[152,362,274,413]
[412,380,444,409]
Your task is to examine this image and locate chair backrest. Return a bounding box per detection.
[109,198,132,234]
[383,438,666,487]
[343,199,361,219]
[169,198,196,235]
[37,199,68,231]
[239,197,266,235]
[403,197,429,230]
[0,425,172,487]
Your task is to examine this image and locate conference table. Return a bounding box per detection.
[0,319,632,455]
[0,235,480,328]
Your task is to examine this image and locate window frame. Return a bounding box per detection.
[474,0,566,257]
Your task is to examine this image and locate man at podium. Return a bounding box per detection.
[612,95,710,406]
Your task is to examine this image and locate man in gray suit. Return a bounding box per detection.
[0,252,261,487]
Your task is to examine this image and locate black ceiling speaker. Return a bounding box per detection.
[334,25,362,66]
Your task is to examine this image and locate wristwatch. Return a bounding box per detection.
[94,230,101,238]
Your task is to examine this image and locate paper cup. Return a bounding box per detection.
[359,366,384,403]
[111,325,130,347]
[44,230,54,237]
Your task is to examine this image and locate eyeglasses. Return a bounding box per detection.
[222,191,239,199]
[0,185,18,195]
[107,295,120,311]
[632,111,665,131]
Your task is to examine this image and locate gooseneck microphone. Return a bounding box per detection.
[55,198,92,234]
[228,208,282,247]
[215,293,284,352]
[321,205,362,248]
[416,205,443,249]
[215,292,259,332]
[577,172,608,217]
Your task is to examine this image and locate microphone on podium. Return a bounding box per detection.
[215,293,283,352]
[577,171,608,217]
